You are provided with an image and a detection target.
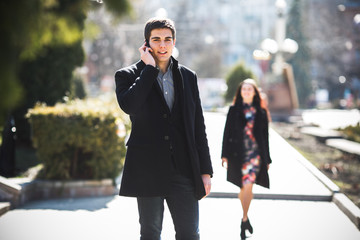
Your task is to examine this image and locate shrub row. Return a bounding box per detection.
[27,97,129,181]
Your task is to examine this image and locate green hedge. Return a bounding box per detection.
[340,122,360,143]
[27,97,129,181]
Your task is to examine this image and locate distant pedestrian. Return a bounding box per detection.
[114,17,213,240]
[258,88,271,122]
[221,79,272,239]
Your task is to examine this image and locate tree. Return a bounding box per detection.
[287,0,312,107]
[0,0,131,125]
[0,0,43,126]
[225,62,255,102]
[15,42,86,142]
[301,0,351,103]
[0,0,131,176]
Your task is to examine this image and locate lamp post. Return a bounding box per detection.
[256,0,298,78]
[254,0,299,119]
[267,0,299,76]
[273,0,287,76]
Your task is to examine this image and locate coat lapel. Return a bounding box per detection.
[137,60,170,112]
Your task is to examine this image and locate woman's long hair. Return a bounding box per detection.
[232,79,261,107]
[232,79,271,121]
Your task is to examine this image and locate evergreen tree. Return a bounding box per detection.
[0,0,131,176]
[0,0,131,125]
[287,0,312,107]
[225,63,255,102]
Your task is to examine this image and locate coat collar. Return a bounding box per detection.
[137,57,182,113]
[137,56,179,71]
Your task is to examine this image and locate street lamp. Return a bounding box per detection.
[261,38,278,54]
[264,0,298,75]
[255,0,298,81]
[273,0,287,75]
[254,0,300,117]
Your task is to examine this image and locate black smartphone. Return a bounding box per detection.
[145,39,150,47]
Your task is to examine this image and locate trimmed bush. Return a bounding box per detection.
[27,97,129,181]
[340,123,360,143]
[225,62,254,102]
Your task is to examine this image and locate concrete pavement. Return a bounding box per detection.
[207,112,335,201]
[0,195,359,240]
[0,111,359,240]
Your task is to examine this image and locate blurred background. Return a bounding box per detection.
[0,0,359,203]
[79,0,360,113]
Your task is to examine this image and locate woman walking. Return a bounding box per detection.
[221,79,272,239]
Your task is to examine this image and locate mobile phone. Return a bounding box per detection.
[145,39,150,47]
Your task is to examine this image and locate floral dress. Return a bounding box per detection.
[242,103,261,185]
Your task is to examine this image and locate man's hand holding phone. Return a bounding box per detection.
[139,41,156,67]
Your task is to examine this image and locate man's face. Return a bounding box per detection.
[149,28,176,65]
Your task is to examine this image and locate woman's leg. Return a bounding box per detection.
[238,183,254,221]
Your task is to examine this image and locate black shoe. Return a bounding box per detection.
[240,226,246,240]
[241,218,253,239]
[246,218,253,234]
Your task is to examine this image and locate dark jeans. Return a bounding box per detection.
[137,174,200,240]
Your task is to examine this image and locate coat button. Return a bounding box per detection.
[164,135,169,140]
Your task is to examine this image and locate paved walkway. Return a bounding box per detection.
[0,112,360,240]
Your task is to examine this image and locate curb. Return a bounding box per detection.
[333,193,360,230]
[273,129,360,230]
[209,192,332,201]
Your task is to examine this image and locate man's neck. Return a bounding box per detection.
[157,60,171,74]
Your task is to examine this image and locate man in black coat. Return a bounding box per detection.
[114,17,213,240]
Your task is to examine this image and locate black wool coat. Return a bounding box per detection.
[221,104,272,189]
[115,57,213,200]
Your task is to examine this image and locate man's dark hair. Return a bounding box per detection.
[144,17,176,41]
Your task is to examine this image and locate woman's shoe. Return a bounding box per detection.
[246,218,253,234]
[240,222,246,240]
[240,218,253,239]
[241,229,246,239]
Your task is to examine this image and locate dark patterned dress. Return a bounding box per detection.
[242,103,261,185]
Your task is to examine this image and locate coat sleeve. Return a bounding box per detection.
[263,110,272,164]
[115,64,159,115]
[193,74,213,176]
[221,107,234,159]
